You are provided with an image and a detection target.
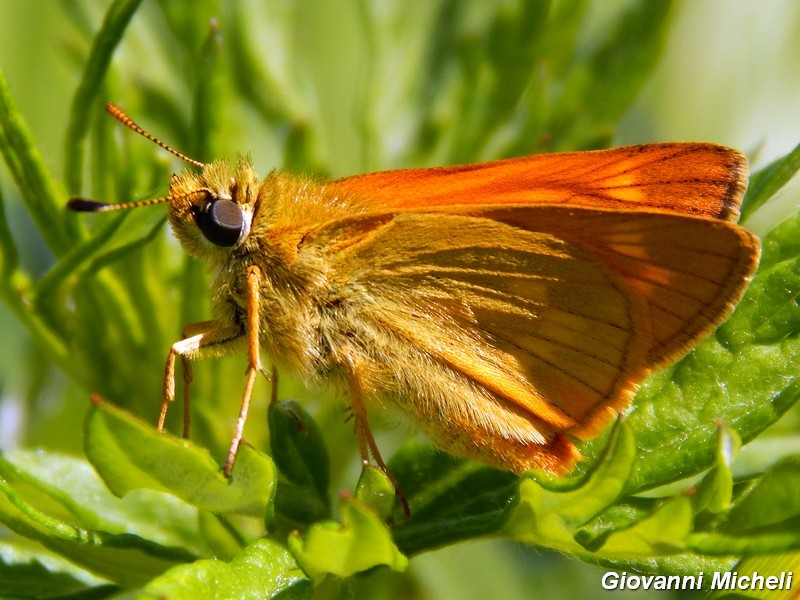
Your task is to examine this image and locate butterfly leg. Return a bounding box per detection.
[270,365,279,404]
[159,323,202,439]
[222,264,264,477]
[157,321,242,426]
[159,321,248,474]
[159,266,263,477]
[160,320,235,433]
[345,355,411,517]
[180,356,192,438]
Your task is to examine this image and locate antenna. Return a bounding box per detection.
[106,103,206,170]
[67,189,210,213]
[67,195,170,212]
[67,104,210,213]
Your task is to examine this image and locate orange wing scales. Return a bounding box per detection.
[330,143,748,220]
[570,214,759,368]
[330,212,641,429]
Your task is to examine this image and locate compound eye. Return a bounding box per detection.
[197,199,244,247]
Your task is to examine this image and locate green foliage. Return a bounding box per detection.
[85,400,276,518]
[1,1,799,598]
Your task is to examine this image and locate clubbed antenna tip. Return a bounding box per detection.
[67,198,112,212]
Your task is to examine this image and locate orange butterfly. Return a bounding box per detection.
[70,105,760,512]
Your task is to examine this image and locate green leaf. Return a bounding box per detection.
[757,209,800,271]
[355,466,397,522]
[0,71,71,256]
[0,541,119,599]
[0,450,202,556]
[687,531,800,556]
[498,423,753,570]
[692,425,739,516]
[140,538,311,600]
[84,399,276,518]
[574,497,658,553]
[31,211,129,304]
[722,456,800,534]
[63,0,144,194]
[595,553,736,581]
[288,497,408,584]
[268,399,332,531]
[79,212,167,277]
[0,183,71,372]
[389,441,518,555]
[268,401,330,511]
[597,496,693,556]
[741,140,800,221]
[749,249,800,344]
[0,472,192,587]
[678,456,800,556]
[197,512,246,563]
[504,420,635,554]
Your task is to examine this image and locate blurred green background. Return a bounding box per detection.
[0,1,799,598]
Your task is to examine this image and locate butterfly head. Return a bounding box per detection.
[67,104,259,263]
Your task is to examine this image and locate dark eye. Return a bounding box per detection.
[196,199,244,247]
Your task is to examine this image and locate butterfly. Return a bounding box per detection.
[70,105,761,514]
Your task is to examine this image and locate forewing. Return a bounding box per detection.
[328,143,748,221]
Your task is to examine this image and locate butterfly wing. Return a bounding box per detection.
[307,205,758,472]
[305,143,758,473]
[328,143,748,221]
